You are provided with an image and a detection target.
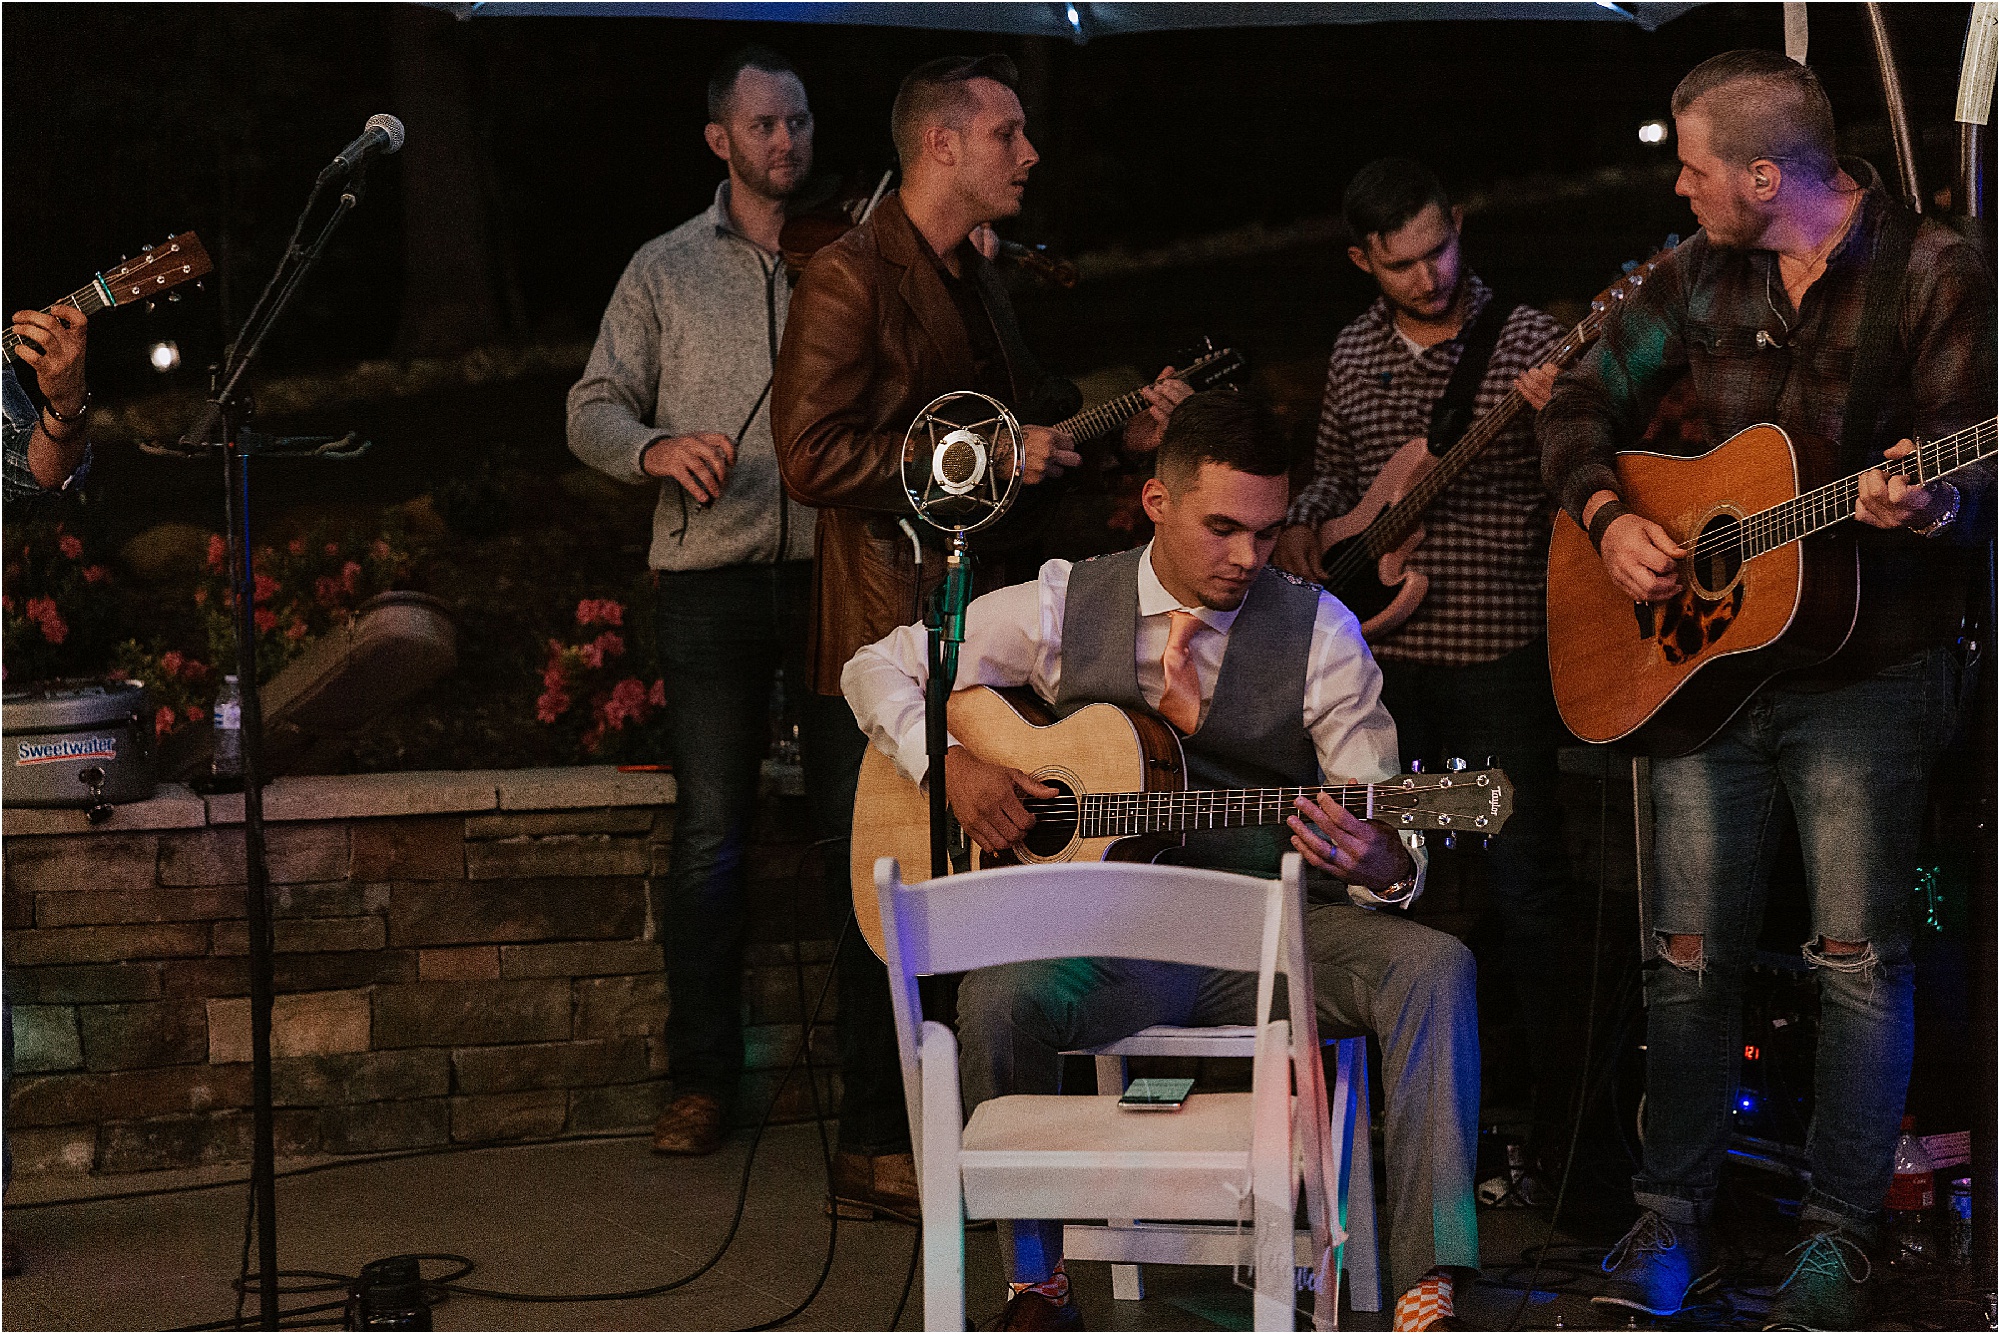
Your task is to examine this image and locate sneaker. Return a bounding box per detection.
[1591,1210,1720,1316]
[995,1289,1082,1330]
[1763,1227,1872,1330]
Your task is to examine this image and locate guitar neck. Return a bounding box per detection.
[0,280,117,362]
[1054,383,1162,445]
[1734,418,2000,560]
[1080,782,1383,838]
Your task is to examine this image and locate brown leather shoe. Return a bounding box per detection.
[650,1092,726,1156]
[997,1289,1083,1330]
[826,1148,920,1223]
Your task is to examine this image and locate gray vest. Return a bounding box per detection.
[1053,548,1321,877]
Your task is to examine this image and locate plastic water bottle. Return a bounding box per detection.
[1886,1114,1938,1268]
[211,675,244,784]
[1947,1177,1974,1269]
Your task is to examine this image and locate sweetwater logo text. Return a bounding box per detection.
[16,736,120,766]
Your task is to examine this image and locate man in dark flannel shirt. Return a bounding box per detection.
[1272,157,1582,1194]
[1539,51,1994,1328]
[3,303,92,511]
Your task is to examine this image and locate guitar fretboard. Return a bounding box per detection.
[1,280,116,362]
[1695,418,2000,566]
[1019,778,1487,839]
[1053,353,1235,444]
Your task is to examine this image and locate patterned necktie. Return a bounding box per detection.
[1157,609,1204,735]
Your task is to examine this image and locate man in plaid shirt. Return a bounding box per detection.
[1272,157,1580,1196]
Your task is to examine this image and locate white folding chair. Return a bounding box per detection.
[876,852,1339,1333]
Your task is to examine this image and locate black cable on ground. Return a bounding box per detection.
[1503,749,1617,1330]
[888,1222,922,1331]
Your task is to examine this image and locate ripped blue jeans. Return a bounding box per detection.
[1636,646,1967,1239]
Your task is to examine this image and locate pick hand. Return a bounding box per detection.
[1514,362,1560,412]
[1271,523,1326,581]
[944,746,1059,854]
[1122,366,1192,455]
[1287,791,1413,891]
[1598,512,1685,602]
[643,432,737,504]
[1021,425,1081,485]
[1855,440,1944,530]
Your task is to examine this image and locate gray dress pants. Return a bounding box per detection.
[956,898,1481,1301]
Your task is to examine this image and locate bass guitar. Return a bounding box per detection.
[2,233,214,364]
[1314,250,1668,641]
[1546,416,1998,754]
[850,685,1514,961]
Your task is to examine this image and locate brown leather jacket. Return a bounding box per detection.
[773,193,1078,694]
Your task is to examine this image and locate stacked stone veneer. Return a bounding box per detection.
[2,767,837,1180]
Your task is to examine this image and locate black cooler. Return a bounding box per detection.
[3,678,158,808]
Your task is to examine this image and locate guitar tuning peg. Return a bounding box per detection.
[195,280,205,292]
[167,292,181,303]
[1445,757,1468,772]
[1441,833,1459,850]
[145,301,157,314]
[1622,259,1638,273]
[1666,233,1681,248]
[1482,756,1495,770]
[1480,836,1493,851]
[1409,759,1425,774]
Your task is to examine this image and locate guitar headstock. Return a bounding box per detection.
[1372,767,1514,835]
[102,232,213,307]
[1585,243,1675,321]
[1175,338,1247,393]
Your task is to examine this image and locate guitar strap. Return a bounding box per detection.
[1427,297,1517,457]
[1837,201,1918,469]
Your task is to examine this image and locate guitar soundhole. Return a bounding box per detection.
[1021,775,1078,859]
[1686,512,1744,599]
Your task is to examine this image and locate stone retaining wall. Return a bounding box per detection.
[2,767,837,1179]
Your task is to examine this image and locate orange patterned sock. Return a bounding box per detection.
[1009,1262,1070,1306]
[1390,1268,1455,1331]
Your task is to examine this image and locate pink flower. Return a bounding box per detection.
[324,541,340,556]
[578,641,604,670]
[341,561,362,595]
[26,597,67,644]
[542,657,569,691]
[314,575,342,606]
[254,607,278,634]
[155,705,177,737]
[602,677,650,730]
[1,595,13,614]
[286,617,309,641]
[58,534,83,560]
[371,539,392,562]
[185,705,205,723]
[648,679,666,707]
[206,534,227,572]
[161,650,185,677]
[535,688,571,724]
[591,631,625,661]
[581,722,607,754]
[575,598,625,628]
[253,572,280,603]
[287,537,306,556]
[82,565,108,585]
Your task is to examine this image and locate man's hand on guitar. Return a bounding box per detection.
[1287,792,1413,892]
[1514,362,1560,412]
[642,432,737,504]
[942,746,1059,854]
[1021,425,1082,485]
[1586,491,1685,602]
[11,304,89,416]
[1121,366,1192,456]
[1271,523,1326,581]
[1855,440,1949,531]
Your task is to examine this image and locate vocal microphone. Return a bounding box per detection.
[319,114,406,183]
[901,391,1023,536]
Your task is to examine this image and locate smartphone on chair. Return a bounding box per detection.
[1117,1076,1195,1111]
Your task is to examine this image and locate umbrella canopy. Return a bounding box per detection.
[428,1,1705,39]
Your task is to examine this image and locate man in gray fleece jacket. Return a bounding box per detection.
[568,48,908,1195]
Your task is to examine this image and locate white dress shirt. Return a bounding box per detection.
[841,543,1426,907]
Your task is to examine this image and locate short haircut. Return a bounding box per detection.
[1341,158,1453,251]
[1670,49,1838,181]
[1154,391,1292,493]
[890,54,1019,171]
[707,44,799,123]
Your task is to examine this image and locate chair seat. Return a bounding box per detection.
[961,1092,1260,1222]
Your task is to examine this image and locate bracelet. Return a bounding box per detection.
[1913,482,1962,539]
[42,391,89,427]
[1586,498,1631,553]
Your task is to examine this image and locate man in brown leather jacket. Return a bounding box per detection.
[772,53,1182,1226]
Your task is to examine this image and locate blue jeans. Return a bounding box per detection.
[1637,646,1969,1239]
[1377,638,1583,1150]
[656,562,908,1152]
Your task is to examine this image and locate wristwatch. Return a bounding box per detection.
[1914,482,1962,538]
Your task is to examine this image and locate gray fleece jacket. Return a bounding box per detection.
[567,182,815,571]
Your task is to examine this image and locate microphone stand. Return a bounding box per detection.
[165,162,376,1331]
[924,532,975,879]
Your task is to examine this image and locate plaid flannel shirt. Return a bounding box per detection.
[1289,275,1564,667]
[3,360,91,509]
[1538,162,1996,680]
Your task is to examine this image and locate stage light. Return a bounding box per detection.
[1638,120,1669,146]
[148,340,181,372]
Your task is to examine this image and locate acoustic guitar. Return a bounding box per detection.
[849,684,1515,961]
[1546,416,1997,754]
[3,233,214,364]
[1314,250,1668,641]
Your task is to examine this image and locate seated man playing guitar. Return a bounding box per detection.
[1538,50,1994,1330]
[844,391,1481,1332]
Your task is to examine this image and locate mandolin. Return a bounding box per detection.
[1052,338,1245,445]
[1314,249,1670,642]
[849,685,1514,961]
[3,233,213,364]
